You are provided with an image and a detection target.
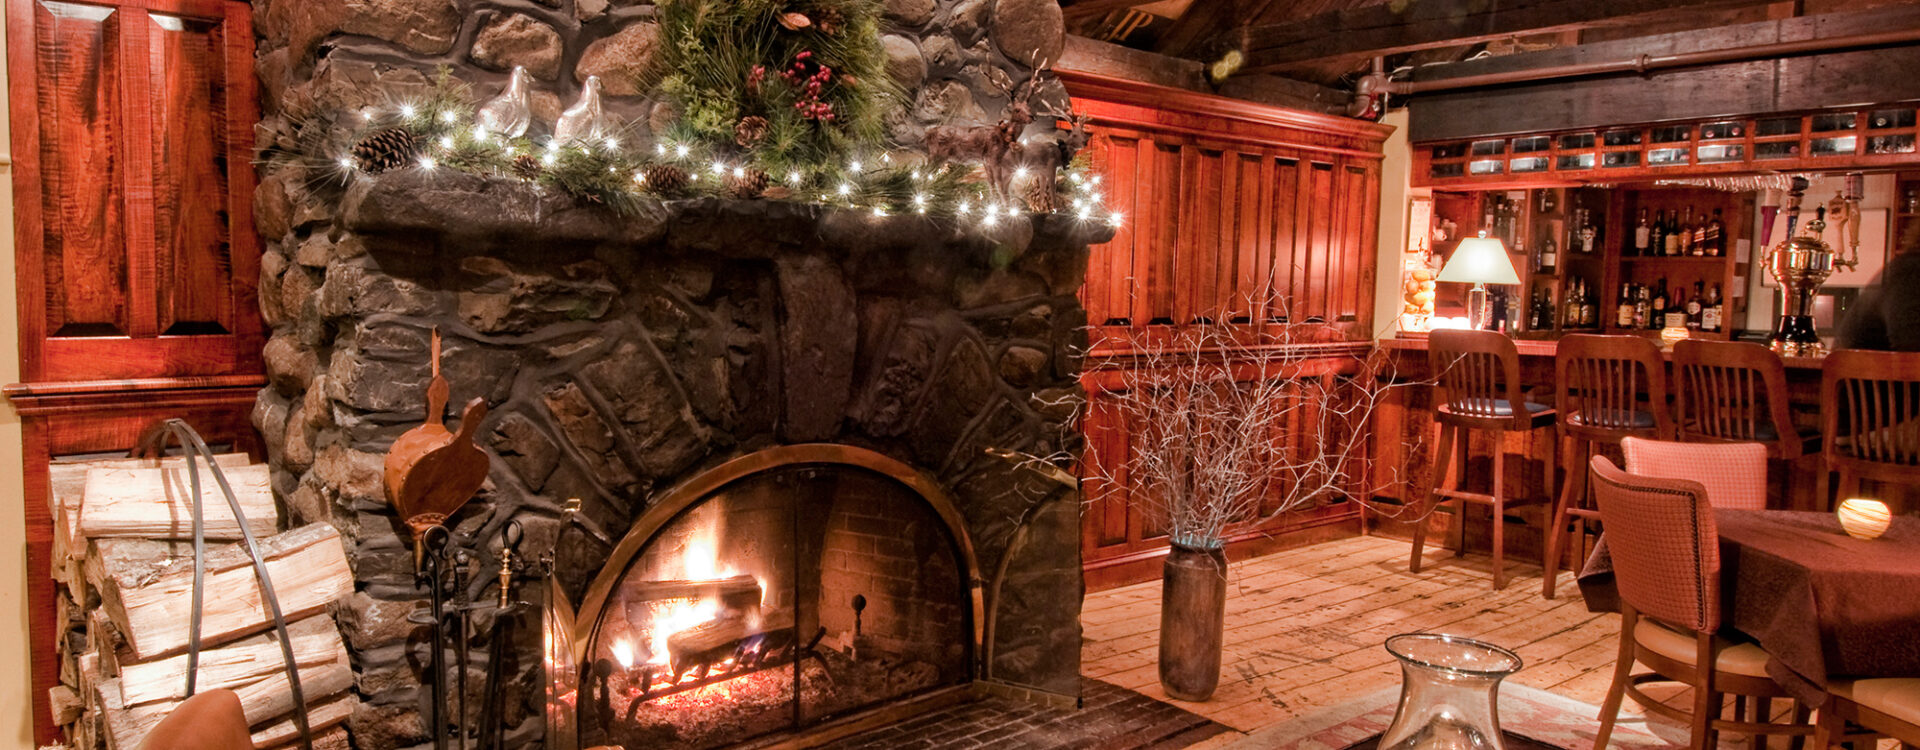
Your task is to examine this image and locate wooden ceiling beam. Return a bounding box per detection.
[1152,0,1276,59]
[1238,0,1775,73]
[1060,0,1148,22]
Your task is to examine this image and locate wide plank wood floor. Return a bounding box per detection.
[1080,534,1637,737]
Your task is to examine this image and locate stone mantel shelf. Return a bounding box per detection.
[339,170,1117,257]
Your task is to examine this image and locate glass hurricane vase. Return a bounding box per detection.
[1378,633,1523,750]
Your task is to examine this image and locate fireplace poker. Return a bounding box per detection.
[410,525,455,750]
[477,521,524,750]
[453,550,474,750]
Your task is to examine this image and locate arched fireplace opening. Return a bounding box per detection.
[571,445,982,749]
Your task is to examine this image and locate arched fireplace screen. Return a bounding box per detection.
[569,445,981,749]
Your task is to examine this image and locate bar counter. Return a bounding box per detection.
[1368,333,1828,534]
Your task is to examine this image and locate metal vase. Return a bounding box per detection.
[1158,542,1228,701]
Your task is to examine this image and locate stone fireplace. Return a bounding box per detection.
[249,0,1097,745]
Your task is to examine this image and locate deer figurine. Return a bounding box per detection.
[1017,109,1093,213]
[924,67,1046,202]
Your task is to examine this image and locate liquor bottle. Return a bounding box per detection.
[1652,280,1668,326]
[1539,237,1557,273]
[1565,279,1584,328]
[1666,210,1681,258]
[1538,189,1557,214]
[1616,284,1636,328]
[1690,207,1707,256]
[1634,208,1651,255]
[1704,283,1724,331]
[1633,286,1651,329]
[1679,207,1695,255]
[1650,210,1666,256]
[1705,209,1724,256]
[1664,286,1688,330]
[1686,281,1705,331]
[1580,281,1597,328]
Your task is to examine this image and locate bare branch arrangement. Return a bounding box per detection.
[1079,303,1418,550]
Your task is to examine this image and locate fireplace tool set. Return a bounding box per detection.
[383,326,529,750]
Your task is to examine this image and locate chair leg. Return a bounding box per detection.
[1791,701,1812,750]
[1542,435,1584,599]
[1693,633,1719,750]
[1594,609,1637,750]
[1540,425,1558,576]
[1809,699,1835,750]
[1491,438,1508,590]
[1412,423,1455,574]
[1451,427,1470,558]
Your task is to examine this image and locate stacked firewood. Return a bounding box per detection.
[47,454,357,749]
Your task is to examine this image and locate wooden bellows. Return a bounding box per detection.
[383,327,491,540]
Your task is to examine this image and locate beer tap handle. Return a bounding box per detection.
[1784,176,1809,239]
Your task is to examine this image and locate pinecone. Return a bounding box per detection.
[642,163,691,194]
[813,7,845,34]
[725,168,770,199]
[510,154,542,181]
[350,127,418,174]
[1025,175,1059,213]
[735,116,770,148]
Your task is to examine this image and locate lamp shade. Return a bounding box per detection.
[1436,235,1520,286]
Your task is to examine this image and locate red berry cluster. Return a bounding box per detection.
[746,64,767,96]
[781,51,836,122]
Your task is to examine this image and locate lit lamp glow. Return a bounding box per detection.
[1435,231,1519,330]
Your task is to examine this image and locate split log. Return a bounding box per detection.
[250,696,356,748]
[96,621,353,750]
[54,454,254,561]
[116,616,344,707]
[627,574,761,604]
[49,685,83,726]
[78,463,277,541]
[94,524,352,660]
[261,724,352,750]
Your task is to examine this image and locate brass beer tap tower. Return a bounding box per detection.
[1766,175,1863,357]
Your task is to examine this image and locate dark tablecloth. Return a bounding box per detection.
[1577,510,1920,703]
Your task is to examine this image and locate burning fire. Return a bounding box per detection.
[614,517,750,668]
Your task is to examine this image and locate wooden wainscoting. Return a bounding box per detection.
[6,0,265,741]
[1060,71,1393,590]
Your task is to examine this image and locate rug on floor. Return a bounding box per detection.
[1215,683,1707,750]
[819,677,1233,750]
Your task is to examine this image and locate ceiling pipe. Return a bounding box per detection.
[1380,26,1920,96]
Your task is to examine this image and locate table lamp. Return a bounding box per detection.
[1437,231,1520,330]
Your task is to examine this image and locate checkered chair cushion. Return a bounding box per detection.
[1620,437,1768,511]
[1588,455,1722,633]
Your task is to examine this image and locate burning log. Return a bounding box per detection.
[666,618,750,680]
[626,574,761,609]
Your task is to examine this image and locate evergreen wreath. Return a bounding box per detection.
[651,0,896,176]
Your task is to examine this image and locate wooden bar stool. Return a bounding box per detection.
[1673,339,1820,510]
[1672,339,1817,459]
[1409,329,1556,591]
[1820,350,1920,514]
[1542,334,1673,599]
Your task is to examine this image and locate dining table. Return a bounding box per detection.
[1577,509,1920,703]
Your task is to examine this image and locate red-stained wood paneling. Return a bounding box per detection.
[12,0,259,384]
[7,0,263,742]
[1060,71,1393,588]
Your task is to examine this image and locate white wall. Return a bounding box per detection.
[1373,108,1422,339]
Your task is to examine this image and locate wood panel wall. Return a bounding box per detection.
[4,0,264,741]
[1060,71,1394,589]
